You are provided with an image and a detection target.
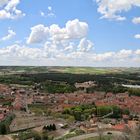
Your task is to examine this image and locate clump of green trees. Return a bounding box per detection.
[43,124,56,131]
[42,81,76,93]
[63,104,96,121]
[96,105,129,118]
[0,114,15,134]
[63,104,129,121]
[128,88,140,96]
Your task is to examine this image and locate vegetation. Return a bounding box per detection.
[42,81,76,93]
[43,124,56,131]
[12,130,53,140]
[63,104,96,121]
[96,106,123,118]
[2,101,12,106]
[0,67,140,94]
[128,88,140,96]
[28,104,51,115]
[0,113,15,134]
[63,104,128,121]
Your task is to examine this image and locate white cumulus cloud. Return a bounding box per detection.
[0,0,25,19]
[77,38,94,52]
[27,19,88,44]
[132,17,140,24]
[27,24,50,44]
[27,19,93,58]
[1,29,16,41]
[134,34,140,39]
[135,49,140,55]
[96,0,140,21]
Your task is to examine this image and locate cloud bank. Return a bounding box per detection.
[0,44,140,66]
[0,17,140,66]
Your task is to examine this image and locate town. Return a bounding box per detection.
[0,69,140,140]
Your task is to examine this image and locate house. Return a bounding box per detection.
[33,95,47,104]
[75,81,96,92]
[80,122,98,133]
[13,94,26,110]
[112,123,126,131]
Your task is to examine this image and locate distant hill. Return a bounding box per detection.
[0,66,140,75]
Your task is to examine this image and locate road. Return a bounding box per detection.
[67,131,123,140]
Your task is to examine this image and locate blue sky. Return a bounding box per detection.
[0,0,140,66]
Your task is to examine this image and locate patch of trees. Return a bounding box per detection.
[0,114,15,134]
[43,124,56,131]
[63,104,129,121]
[42,81,76,93]
[87,85,128,93]
[0,72,140,94]
[14,130,53,140]
[0,123,7,135]
[96,106,123,118]
[63,104,96,121]
[128,88,140,96]
[2,101,12,106]
[0,75,32,85]
[20,72,140,93]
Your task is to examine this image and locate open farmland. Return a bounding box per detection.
[0,66,140,75]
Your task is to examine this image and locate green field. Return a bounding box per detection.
[48,67,112,74]
[0,66,140,75]
[48,67,140,74]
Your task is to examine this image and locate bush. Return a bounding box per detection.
[0,113,15,134]
[0,123,7,134]
[43,124,56,131]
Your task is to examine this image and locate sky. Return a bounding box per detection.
[0,0,140,67]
